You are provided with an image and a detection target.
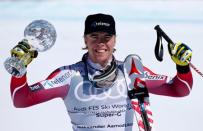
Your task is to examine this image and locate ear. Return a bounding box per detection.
[84,35,87,45]
[112,35,116,47]
[114,36,116,43]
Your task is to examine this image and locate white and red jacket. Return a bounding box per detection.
[10,57,193,131]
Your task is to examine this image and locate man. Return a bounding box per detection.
[10,13,193,131]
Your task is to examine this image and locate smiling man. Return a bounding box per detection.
[83,14,116,67]
[10,13,193,131]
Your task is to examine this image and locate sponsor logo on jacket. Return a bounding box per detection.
[42,71,71,89]
[30,83,43,91]
[144,71,166,80]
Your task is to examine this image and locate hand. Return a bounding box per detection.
[11,39,38,66]
[170,42,192,66]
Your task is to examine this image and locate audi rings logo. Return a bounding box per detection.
[74,79,127,102]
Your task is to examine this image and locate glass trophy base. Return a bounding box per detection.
[4,57,26,78]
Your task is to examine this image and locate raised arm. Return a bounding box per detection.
[10,66,71,108]
[145,41,193,97]
[144,66,193,97]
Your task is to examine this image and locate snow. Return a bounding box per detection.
[0,0,203,131]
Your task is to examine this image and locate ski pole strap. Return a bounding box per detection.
[154,25,174,57]
[128,87,149,100]
[154,30,164,61]
[154,25,203,78]
[154,25,174,44]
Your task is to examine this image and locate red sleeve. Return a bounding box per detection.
[144,66,193,97]
[10,68,70,108]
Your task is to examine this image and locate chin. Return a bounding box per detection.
[90,52,111,64]
[95,56,110,64]
[95,57,107,62]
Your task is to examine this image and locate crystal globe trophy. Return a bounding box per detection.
[4,20,57,78]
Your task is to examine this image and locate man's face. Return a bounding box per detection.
[84,32,116,67]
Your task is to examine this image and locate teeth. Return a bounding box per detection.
[96,49,106,53]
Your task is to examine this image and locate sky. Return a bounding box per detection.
[0,0,203,131]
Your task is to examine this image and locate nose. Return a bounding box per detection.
[97,37,107,44]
